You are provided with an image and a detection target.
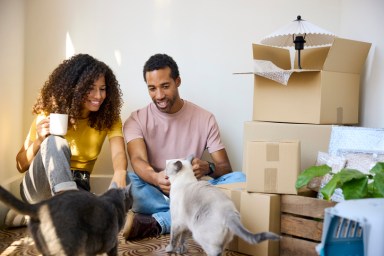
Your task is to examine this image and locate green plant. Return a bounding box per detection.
[295,162,384,200]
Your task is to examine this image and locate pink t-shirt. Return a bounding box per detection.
[123,100,225,172]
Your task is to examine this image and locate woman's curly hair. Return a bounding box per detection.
[32,54,123,131]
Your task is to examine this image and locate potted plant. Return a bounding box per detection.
[295,162,384,200]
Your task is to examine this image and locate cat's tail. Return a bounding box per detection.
[226,211,281,244]
[0,186,38,217]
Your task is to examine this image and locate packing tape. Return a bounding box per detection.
[264,168,277,193]
[265,143,279,192]
[266,143,279,161]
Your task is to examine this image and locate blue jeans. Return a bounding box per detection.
[21,135,78,203]
[127,171,246,234]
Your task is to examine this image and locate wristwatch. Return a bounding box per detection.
[207,161,215,176]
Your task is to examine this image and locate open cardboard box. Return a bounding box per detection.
[251,37,371,124]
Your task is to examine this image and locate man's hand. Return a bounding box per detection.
[191,158,210,179]
[156,170,171,195]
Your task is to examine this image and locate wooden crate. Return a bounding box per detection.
[280,194,337,256]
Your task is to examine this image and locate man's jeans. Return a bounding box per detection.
[127,171,246,234]
[21,135,78,203]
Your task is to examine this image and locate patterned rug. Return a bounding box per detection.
[0,227,247,255]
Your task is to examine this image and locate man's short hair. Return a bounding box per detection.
[143,53,180,82]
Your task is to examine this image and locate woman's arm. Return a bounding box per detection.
[16,117,50,173]
[109,136,128,188]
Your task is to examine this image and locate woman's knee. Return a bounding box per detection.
[43,135,71,157]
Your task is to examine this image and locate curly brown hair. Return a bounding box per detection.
[32,54,123,131]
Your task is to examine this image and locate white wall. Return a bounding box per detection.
[0,0,25,183]
[1,0,383,180]
[339,0,384,128]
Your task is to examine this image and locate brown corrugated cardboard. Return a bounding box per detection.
[216,182,246,251]
[215,184,280,255]
[245,140,300,194]
[252,37,371,124]
[238,192,280,256]
[243,121,333,170]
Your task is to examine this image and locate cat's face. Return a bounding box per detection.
[165,160,183,181]
[108,182,133,213]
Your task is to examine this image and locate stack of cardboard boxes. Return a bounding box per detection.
[218,37,371,256]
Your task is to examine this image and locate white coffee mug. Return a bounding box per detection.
[49,113,68,136]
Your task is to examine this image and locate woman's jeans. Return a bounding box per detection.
[21,135,78,204]
[127,171,246,234]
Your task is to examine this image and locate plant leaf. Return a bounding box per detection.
[372,171,384,197]
[338,169,366,183]
[370,162,384,175]
[320,173,341,200]
[295,165,331,189]
[342,177,368,199]
[320,169,366,200]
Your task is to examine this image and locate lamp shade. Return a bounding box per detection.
[261,15,336,48]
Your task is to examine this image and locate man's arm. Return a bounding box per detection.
[127,138,171,194]
[210,148,232,177]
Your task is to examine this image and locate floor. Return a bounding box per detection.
[0,227,247,255]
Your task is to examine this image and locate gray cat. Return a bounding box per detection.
[0,183,132,256]
[165,158,280,256]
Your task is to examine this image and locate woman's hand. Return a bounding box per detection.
[16,117,50,173]
[36,117,51,141]
[110,169,127,188]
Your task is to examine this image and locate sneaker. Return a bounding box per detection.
[122,211,161,240]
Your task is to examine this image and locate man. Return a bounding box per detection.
[122,53,245,240]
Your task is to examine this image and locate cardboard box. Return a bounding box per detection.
[245,140,300,194]
[216,182,246,251]
[238,192,280,256]
[243,121,333,171]
[216,184,280,255]
[252,37,371,124]
[280,195,336,256]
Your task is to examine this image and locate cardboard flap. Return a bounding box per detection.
[253,43,291,70]
[296,47,330,70]
[322,37,371,73]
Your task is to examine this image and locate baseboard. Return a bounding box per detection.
[90,174,113,195]
[0,175,23,198]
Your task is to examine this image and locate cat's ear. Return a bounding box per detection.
[108,182,118,190]
[125,182,132,196]
[175,160,183,171]
[125,182,132,192]
[186,154,195,164]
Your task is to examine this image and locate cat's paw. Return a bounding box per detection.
[177,245,187,254]
[165,244,175,253]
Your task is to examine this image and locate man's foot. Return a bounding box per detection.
[122,211,161,240]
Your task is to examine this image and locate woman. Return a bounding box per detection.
[16,54,128,203]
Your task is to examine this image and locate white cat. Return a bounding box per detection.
[165,157,280,256]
